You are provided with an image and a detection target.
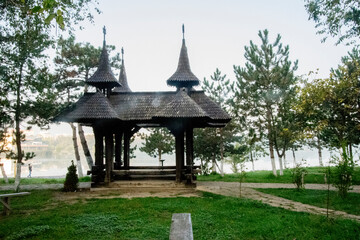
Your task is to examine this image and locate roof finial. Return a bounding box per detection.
[103,26,106,45]
[182,24,185,43]
[121,47,124,64]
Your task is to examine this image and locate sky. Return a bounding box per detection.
[71,0,352,92]
[33,0,355,171]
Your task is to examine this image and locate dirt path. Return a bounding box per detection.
[196,181,360,222]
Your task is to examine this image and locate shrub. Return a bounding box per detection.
[291,160,307,190]
[332,147,354,198]
[63,160,79,192]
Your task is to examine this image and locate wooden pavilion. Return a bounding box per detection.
[56,26,231,186]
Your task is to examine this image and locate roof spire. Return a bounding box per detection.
[86,27,120,90]
[103,26,106,46]
[113,47,131,92]
[166,25,200,89]
[121,47,124,64]
[182,24,185,44]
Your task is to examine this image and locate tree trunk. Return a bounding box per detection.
[78,124,93,169]
[266,108,277,176]
[292,148,296,167]
[220,129,224,177]
[349,143,353,159]
[283,152,287,169]
[212,154,216,173]
[317,138,323,167]
[250,151,255,171]
[278,155,284,176]
[1,164,9,184]
[158,149,162,166]
[70,123,83,177]
[14,64,24,192]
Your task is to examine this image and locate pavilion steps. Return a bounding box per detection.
[91,180,194,191]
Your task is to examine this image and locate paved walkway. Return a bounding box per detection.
[196,182,360,222]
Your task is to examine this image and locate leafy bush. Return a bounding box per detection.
[291,160,307,190]
[331,147,355,198]
[63,160,79,192]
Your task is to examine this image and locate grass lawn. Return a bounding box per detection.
[0,176,91,185]
[256,188,360,216]
[197,167,360,184]
[0,190,359,239]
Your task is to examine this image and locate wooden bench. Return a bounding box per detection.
[0,192,30,216]
[169,213,193,240]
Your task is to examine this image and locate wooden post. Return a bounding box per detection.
[186,128,194,183]
[123,130,130,169]
[93,127,104,167]
[115,131,123,169]
[175,130,184,183]
[105,131,114,183]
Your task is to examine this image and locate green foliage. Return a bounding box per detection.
[331,147,355,198]
[139,128,174,161]
[304,0,360,45]
[63,160,79,192]
[257,188,360,216]
[291,160,308,190]
[233,29,299,175]
[0,190,360,239]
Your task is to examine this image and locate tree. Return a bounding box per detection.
[139,128,174,163]
[202,69,236,176]
[0,0,98,191]
[304,0,360,45]
[233,29,298,176]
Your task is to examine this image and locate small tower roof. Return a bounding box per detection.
[114,47,132,93]
[86,26,121,89]
[166,25,200,88]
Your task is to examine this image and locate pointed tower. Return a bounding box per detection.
[167,25,200,90]
[114,47,132,92]
[86,26,121,95]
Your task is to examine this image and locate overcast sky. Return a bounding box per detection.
[71,0,352,91]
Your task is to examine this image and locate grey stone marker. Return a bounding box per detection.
[169,213,193,240]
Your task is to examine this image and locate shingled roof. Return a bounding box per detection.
[113,48,131,93]
[154,89,207,118]
[86,27,121,90]
[166,25,200,88]
[59,92,119,122]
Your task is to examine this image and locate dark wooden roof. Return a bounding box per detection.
[58,92,119,122]
[86,41,121,89]
[56,90,230,125]
[154,89,207,118]
[113,54,131,93]
[166,39,200,88]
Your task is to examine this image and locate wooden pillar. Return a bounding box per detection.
[123,130,130,169]
[186,128,194,166]
[175,130,184,183]
[105,131,114,183]
[115,131,123,169]
[93,127,104,167]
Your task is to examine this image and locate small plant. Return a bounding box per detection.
[238,163,246,198]
[331,146,354,199]
[291,160,307,190]
[63,160,79,192]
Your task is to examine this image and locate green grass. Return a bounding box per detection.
[255,188,360,216]
[0,190,359,239]
[198,167,360,184]
[0,176,91,185]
